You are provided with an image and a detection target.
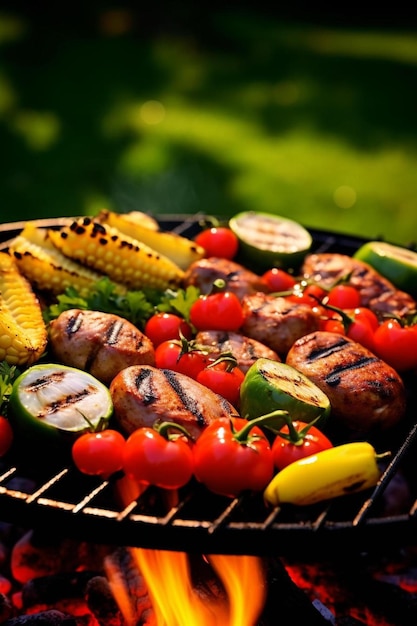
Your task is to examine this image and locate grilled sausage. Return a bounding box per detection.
[286,331,406,434]
[182,257,269,298]
[195,330,281,373]
[302,252,416,318]
[110,365,236,439]
[240,292,321,356]
[48,309,155,385]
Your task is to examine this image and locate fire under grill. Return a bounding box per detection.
[1,215,417,559]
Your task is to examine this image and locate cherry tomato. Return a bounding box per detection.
[123,425,194,490]
[71,429,126,478]
[194,227,239,260]
[197,359,245,407]
[193,416,274,497]
[272,420,333,471]
[190,291,245,332]
[0,416,13,457]
[144,313,193,348]
[326,284,361,309]
[288,283,327,306]
[154,340,209,379]
[321,318,345,334]
[346,316,376,352]
[347,307,379,332]
[262,268,296,292]
[373,319,417,371]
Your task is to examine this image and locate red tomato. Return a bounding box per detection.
[71,429,126,478]
[321,318,345,334]
[194,227,239,260]
[144,313,193,347]
[193,416,274,497]
[123,426,194,490]
[347,307,379,332]
[326,284,361,309]
[197,360,245,407]
[154,340,209,379]
[346,316,376,352]
[0,416,13,457]
[262,268,296,292]
[272,421,333,471]
[288,283,327,306]
[190,291,245,332]
[373,319,417,371]
[320,305,378,351]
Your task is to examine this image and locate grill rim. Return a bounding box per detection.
[1,213,417,556]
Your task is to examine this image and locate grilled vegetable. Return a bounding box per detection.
[229,210,312,271]
[97,209,205,270]
[48,216,185,291]
[0,252,48,365]
[9,363,113,446]
[263,441,383,506]
[239,358,331,428]
[354,241,417,297]
[9,223,106,297]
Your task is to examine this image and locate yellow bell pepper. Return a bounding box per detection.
[263,441,385,507]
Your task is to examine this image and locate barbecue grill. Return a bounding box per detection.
[1,214,417,559]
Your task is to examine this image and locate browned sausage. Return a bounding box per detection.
[301,253,416,319]
[240,292,320,356]
[286,330,406,435]
[195,329,281,373]
[110,364,237,440]
[48,309,155,385]
[182,257,269,298]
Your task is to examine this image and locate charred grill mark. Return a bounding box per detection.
[105,320,124,345]
[324,356,378,387]
[134,368,157,405]
[307,336,350,361]
[84,342,101,373]
[226,271,242,283]
[163,369,206,427]
[45,388,93,417]
[26,371,66,391]
[65,312,83,336]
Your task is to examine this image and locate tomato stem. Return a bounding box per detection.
[268,413,324,445]
[232,410,289,444]
[206,351,239,372]
[155,420,195,442]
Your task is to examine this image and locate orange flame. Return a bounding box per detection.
[112,477,266,625]
[132,549,266,626]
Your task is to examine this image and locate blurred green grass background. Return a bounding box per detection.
[1,3,417,246]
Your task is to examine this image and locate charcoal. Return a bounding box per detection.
[258,558,332,625]
[0,591,13,622]
[1,609,77,625]
[335,618,365,626]
[85,575,124,626]
[21,571,101,608]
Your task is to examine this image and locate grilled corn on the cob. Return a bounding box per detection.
[97,209,205,270]
[48,216,185,290]
[0,251,47,365]
[9,223,107,297]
